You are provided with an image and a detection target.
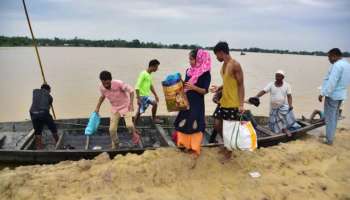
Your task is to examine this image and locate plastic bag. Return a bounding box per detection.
[85,112,100,135]
[223,120,257,151]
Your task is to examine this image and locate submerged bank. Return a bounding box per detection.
[0,129,349,200]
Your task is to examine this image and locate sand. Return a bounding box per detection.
[0,129,349,200]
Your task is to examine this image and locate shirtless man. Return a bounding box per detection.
[210,42,245,161]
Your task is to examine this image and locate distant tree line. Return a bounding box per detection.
[0,36,201,50]
[1,36,349,57]
[233,47,350,57]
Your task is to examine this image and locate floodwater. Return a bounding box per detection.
[0,47,349,128]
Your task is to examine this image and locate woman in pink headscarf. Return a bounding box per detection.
[174,49,211,157]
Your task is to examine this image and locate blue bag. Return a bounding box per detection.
[162,72,181,86]
[85,112,100,135]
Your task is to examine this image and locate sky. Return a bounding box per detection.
[0,0,349,51]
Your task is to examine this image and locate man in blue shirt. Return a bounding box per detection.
[319,48,350,145]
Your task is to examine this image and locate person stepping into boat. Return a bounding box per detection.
[253,70,299,136]
[319,48,350,145]
[174,49,211,158]
[29,84,59,150]
[210,42,245,161]
[95,71,140,149]
[134,59,161,124]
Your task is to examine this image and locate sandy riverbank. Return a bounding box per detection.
[0,129,349,200]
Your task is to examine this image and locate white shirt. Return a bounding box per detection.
[263,81,292,109]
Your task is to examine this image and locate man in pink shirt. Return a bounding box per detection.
[95,71,140,149]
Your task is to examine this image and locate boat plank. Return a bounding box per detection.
[255,125,277,136]
[292,121,325,133]
[297,120,311,126]
[18,129,34,150]
[155,124,175,147]
[85,135,89,150]
[0,135,6,149]
[55,132,65,150]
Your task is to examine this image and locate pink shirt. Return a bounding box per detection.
[100,80,134,115]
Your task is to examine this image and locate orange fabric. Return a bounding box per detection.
[176,131,203,155]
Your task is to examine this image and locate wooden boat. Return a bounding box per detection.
[0,114,325,164]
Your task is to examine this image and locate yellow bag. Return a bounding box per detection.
[162,80,189,112]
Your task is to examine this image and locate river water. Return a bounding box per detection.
[0,47,349,128]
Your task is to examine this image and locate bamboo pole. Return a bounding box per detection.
[22,0,57,119]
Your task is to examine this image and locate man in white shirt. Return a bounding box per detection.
[254,70,298,135]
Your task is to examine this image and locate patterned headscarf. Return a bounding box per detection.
[186,49,211,85]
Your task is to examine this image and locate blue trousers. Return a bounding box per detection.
[324,97,342,144]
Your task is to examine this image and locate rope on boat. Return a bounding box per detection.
[22,0,57,119]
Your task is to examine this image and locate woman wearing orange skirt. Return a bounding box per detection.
[174,48,211,157]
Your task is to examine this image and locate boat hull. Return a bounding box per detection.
[0,115,325,164]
